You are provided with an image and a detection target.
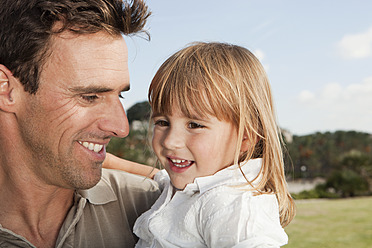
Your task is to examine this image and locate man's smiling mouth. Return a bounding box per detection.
[78,141,103,153]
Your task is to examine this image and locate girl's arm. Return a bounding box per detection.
[103,153,159,179]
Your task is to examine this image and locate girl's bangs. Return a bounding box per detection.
[149,56,231,121]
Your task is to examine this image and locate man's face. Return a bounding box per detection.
[16,31,130,189]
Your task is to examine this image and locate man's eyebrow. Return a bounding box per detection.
[69,85,130,93]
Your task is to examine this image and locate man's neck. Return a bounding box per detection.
[0,163,74,248]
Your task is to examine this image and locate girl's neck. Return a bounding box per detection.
[171,182,183,197]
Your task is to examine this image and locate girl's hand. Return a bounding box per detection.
[103,153,159,179]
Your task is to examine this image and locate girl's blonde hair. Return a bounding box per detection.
[148,42,295,227]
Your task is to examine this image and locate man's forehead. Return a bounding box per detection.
[48,31,127,62]
[39,31,130,92]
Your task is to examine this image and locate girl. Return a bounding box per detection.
[104,42,295,247]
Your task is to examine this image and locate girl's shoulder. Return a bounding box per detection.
[196,185,278,217]
[193,186,279,226]
[191,188,287,247]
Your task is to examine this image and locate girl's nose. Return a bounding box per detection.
[161,127,184,150]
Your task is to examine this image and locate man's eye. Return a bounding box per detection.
[81,95,99,102]
[188,122,205,129]
[119,92,125,99]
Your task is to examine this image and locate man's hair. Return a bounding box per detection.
[0,0,151,94]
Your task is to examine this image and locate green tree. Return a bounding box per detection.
[325,169,369,197]
[285,131,372,179]
[107,101,155,165]
[126,101,151,123]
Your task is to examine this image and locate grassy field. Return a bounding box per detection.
[285,196,372,248]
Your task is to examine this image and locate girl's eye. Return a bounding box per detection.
[154,119,169,127]
[81,94,99,103]
[188,122,205,129]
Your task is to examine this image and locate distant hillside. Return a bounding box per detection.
[285,131,372,179]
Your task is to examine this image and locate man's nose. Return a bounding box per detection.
[98,98,129,138]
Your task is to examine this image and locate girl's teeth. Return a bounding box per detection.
[173,159,185,163]
[170,159,192,168]
[79,141,103,153]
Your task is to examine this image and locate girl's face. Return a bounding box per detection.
[152,106,239,190]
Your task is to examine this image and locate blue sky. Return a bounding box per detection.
[122,0,372,135]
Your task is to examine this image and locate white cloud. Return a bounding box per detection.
[253,49,270,72]
[300,78,372,109]
[298,90,315,103]
[253,49,265,61]
[338,26,372,59]
[295,78,372,133]
[321,83,343,99]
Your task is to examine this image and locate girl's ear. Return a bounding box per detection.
[0,65,19,113]
[240,131,258,153]
[240,133,250,152]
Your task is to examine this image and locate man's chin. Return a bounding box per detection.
[72,166,103,190]
[77,179,101,190]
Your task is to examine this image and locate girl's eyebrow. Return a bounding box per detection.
[189,114,205,121]
[183,111,208,121]
[151,113,164,118]
[151,112,210,123]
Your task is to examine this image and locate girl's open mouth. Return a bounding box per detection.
[167,157,194,172]
[169,158,193,168]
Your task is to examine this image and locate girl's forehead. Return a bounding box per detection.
[154,101,217,121]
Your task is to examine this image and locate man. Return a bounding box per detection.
[0,0,160,247]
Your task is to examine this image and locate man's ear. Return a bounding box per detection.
[0,65,19,112]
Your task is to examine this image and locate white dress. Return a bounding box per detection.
[133,158,288,248]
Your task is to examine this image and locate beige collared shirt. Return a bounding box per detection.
[0,169,160,248]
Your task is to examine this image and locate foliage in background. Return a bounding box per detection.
[126,101,151,123]
[292,150,372,199]
[285,131,372,178]
[286,131,372,198]
[107,101,155,165]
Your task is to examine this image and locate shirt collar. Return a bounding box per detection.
[192,158,263,195]
[76,173,117,205]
